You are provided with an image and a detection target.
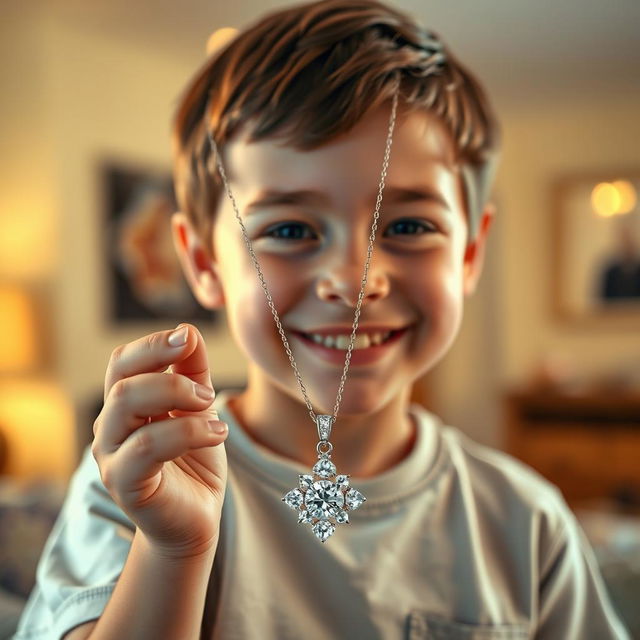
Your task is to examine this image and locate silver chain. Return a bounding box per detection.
[207,81,399,427]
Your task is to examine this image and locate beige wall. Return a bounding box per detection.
[431,94,640,446]
[498,96,640,383]
[45,17,248,411]
[1,8,246,477]
[2,6,639,479]
[1,6,56,280]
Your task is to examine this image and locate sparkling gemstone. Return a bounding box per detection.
[305,480,345,520]
[282,488,303,510]
[299,474,314,490]
[335,510,349,524]
[298,509,314,524]
[313,457,337,478]
[312,520,336,543]
[335,474,350,488]
[346,488,366,510]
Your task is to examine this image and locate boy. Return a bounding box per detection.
[16,0,629,638]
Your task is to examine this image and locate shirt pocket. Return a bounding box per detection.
[407,612,529,640]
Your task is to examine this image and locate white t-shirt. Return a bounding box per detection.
[15,390,629,639]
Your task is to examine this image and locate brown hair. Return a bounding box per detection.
[172,0,500,252]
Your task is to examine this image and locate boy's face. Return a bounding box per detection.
[176,105,493,416]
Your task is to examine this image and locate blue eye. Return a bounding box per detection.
[264,222,316,240]
[385,219,436,236]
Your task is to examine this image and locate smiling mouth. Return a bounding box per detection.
[293,327,409,351]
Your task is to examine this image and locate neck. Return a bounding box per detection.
[228,367,417,478]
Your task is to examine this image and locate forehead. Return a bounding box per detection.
[222,106,463,212]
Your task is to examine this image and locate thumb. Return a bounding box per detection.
[171,323,213,390]
[170,324,218,421]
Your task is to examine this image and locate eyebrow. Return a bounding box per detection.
[244,185,451,214]
[385,186,451,211]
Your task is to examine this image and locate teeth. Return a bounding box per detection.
[307,331,393,350]
[361,333,377,348]
[336,334,370,349]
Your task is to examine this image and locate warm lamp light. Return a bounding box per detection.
[0,286,38,373]
[206,27,238,55]
[591,182,620,218]
[611,180,637,214]
[0,380,76,484]
[591,180,638,218]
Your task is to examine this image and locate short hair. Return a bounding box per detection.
[172,0,500,253]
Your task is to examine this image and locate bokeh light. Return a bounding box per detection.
[206,27,239,55]
[591,182,620,218]
[611,180,637,214]
[591,180,637,218]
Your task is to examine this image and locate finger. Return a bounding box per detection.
[102,416,228,500]
[168,378,220,421]
[104,325,202,403]
[95,372,216,454]
[170,324,213,390]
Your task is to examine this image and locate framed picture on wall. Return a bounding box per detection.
[102,160,217,325]
[552,169,640,326]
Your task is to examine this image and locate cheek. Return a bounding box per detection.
[219,247,307,362]
[212,210,312,373]
[411,250,465,340]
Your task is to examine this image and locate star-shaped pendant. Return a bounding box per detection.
[282,454,366,542]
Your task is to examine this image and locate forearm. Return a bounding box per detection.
[88,530,216,640]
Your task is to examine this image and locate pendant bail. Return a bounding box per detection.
[316,415,334,442]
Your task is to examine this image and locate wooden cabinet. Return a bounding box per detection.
[504,389,640,508]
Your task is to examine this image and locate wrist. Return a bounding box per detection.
[136,529,219,564]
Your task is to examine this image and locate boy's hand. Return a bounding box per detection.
[92,323,228,559]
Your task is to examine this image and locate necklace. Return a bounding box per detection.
[207,79,399,542]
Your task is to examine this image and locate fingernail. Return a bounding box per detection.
[209,421,228,435]
[194,382,214,400]
[168,326,188,347]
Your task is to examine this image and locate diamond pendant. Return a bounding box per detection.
[282,415,366,543]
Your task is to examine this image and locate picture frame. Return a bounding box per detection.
[552,169,640,327]
[102,160,218,325]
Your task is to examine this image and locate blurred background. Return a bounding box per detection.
[1,0,639,635]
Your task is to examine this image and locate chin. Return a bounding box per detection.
[315,384,400,419]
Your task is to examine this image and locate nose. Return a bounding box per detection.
[315,250,390,307]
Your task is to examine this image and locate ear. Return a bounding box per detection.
[171,212,225,309]
[462,203,496,297]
